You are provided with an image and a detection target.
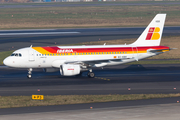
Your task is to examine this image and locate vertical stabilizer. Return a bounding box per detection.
[131,14,166,46]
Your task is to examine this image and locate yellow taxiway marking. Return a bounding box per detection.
[95,77,110,81]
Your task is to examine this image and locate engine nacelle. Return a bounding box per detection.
[60,64,80,76]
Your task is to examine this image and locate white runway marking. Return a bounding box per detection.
[0,32,80,36]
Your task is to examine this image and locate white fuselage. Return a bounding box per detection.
[3,44,167,69]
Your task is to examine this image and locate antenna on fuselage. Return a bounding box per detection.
[104,43,106,45]
[30,45,33,48]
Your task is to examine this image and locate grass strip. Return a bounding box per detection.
[0,94,180,109]
[127,60,180,65]
[0,50,14,65]
[1,2,180,29]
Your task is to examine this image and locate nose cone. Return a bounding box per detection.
[3,57,11,67]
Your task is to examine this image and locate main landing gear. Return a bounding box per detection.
[87,69,95,78]
[27,68,32,79]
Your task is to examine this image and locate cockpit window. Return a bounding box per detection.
[11,53,22,57]
[11,53,15,56]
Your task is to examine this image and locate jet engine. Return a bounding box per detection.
[60,64,80,76]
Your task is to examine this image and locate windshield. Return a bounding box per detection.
[11,53,22,57]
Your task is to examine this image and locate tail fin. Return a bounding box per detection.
[131,14,166,46]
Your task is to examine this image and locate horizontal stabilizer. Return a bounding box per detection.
[148,48,171,53]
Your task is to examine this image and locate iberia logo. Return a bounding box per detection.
[146,27,160,40]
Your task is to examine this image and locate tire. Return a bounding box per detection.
[88,72,95,78]
[27,74,31,79]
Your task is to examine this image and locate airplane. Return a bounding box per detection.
[3,14,171,78]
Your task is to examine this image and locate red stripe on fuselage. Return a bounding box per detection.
[42,47,59,53]
[40,46,169,53]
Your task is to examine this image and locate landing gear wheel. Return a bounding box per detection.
[88,72,95,78]
[27,68,33,79]
[27,74,32,79]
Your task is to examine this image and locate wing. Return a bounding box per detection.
[64,58,134,68]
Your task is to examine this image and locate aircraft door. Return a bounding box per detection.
[40,57,46,67]
[132,47,138,61]
[28,49,35,61]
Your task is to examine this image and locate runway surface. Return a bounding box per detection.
[0,27,180,52]
[0,2,180,8]
[0,64,180,96]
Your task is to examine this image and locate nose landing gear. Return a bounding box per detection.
[27,68,32,78]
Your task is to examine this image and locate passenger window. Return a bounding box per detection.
[19,53,22,57]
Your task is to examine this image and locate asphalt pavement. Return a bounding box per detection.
[0,64,180,96]
[0,27,180,118]
[0,27,180,52]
